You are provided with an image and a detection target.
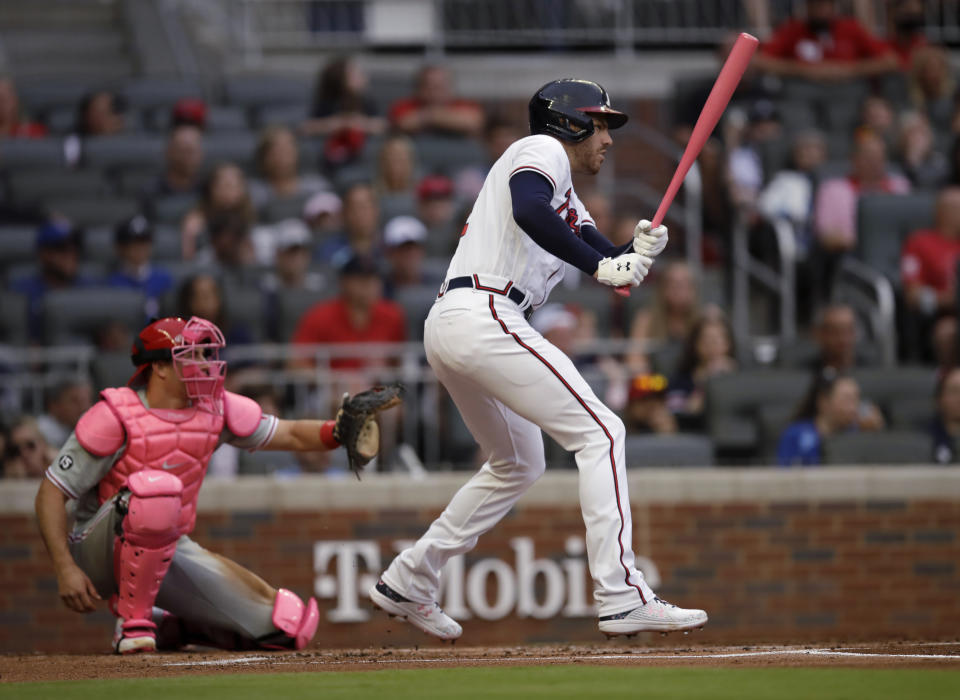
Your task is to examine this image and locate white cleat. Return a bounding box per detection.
[598,597,708,637]
[369,579,463,641]
[112,618,157,654]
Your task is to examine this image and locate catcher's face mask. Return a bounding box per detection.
[172,316,227,406]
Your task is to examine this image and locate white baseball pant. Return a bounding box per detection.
[382,284,654,617]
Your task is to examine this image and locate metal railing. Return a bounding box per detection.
[0,338,661,470]
[203,0,960,63]
[730,213,797,346]
[835,257,898,367]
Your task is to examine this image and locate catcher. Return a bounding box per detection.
[34,315,401,654]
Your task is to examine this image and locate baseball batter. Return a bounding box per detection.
[370,79,708,639]
[34,315,388,654]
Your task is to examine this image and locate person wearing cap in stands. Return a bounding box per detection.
[106,215,174,320]
[383,215,443,296]
[260,219,328,340]
[624,373,678,435]
[11,219,94,342]
[302,190,343,238]
[416,174,457,235]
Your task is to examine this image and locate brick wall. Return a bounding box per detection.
[1,470,958,652]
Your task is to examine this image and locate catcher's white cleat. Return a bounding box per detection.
[113,618,157,654]
[598,597,708,637]
[369,580,462,641]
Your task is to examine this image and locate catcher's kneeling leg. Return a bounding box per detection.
[155,588,319,651]
[258,588,320,650]
[115,470,183,651]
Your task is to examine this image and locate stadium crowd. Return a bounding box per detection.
[3,0,960,474]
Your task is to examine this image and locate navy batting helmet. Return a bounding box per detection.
[528,79,628,143]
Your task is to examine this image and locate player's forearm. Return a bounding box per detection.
[262,419,338,452]
[35,478,77,572]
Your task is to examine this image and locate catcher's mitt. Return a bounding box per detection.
[333,383,405,477]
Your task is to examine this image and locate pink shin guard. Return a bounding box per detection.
[266,589,319,650]
[116,471,183,631]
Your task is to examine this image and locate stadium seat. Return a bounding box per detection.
[624,433,714,467]
[0,226,40,269]
[757,400,799,463]
[378,193,417,223]
[44,196,140,227]
[0,138,66,170]
[255,103,310,129]
[777,100,818,133]
[649,340,684,377]
[151,193,196,224]
[90,351,135,392]
[147,104,250,133]
[83,134,165,171]
[856,193,937,283]
[822,430,932,465]
[238,448,297,476]
[543,433,576,469]
[0,291,30,345]
[260,194,312,224]
[822,97,862,134]
[44,105,80,134]
[43,287,146,345]
[223,284,266,342]
[543,280,615,337]
[16,78,91,114]
[413,135,487,175]
[705,369,810,457]
[277,287,327,342]
[121,77,203,110]
[776,337,819,368]
[7,169,111,206]
[395,284,439,341]
[81,226,117,264]
[367,75,413,115]
[117,167,159,196]
[888,397,934,431]
[222,75,311,109]
[203,132,258,169]
[152,224,183,261]
[851,366,937,415]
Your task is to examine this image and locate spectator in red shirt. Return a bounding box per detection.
[754,0,898,81]
[884,0,929,67]
[389,65,484,138]
[0,76,47,138]
[290,254,406,369]
[902,187,960,319]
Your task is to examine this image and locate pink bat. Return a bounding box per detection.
[615,32,759,297]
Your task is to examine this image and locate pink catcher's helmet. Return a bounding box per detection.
[129,316,227,405]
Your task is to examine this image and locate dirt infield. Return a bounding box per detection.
[2,640,959,683]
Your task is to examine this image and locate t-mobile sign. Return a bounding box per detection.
[314,537,661,623]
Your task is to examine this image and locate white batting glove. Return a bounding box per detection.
[596,252,652,288]
[633,219,668,258]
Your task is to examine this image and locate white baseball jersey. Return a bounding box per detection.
[382,132,657,621]
[446,134,594,309]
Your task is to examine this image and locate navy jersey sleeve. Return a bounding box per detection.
[580,223,633,258]
[509,171,603,275]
